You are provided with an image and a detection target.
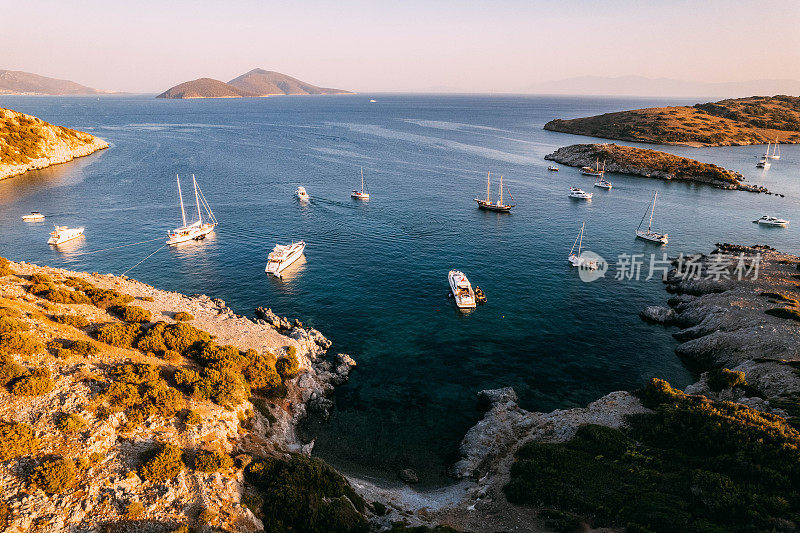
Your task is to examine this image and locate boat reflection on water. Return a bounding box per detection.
[50,234,86,257]
[268,254,306,286]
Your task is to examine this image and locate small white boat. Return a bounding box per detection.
[581,158,605,177]
[569,187,592,199]
[296,186,309,201]
[167,174,218,245]
[756,215,789,226]
[548,165,559,172]
[22,212,45,221]
[756,157,771,169]
[48,226,84,245]
[266,241,306,278]
[448,270,477,309]
[351,168,370,200]
[568,222,598,270]
[369,99,377,103]
[636,192,668,245]
[768,138,781,160]
[594,177,612,189]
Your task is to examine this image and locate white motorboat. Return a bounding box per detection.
[351,168,370,200]
[265,241,306,278]
[22,212,45,221]
[167,174,218,245]
[48,226,84,245]
[475,171,515,212]
[548,165,559,172]
[568,222,598,270]
[448,270,477,309]
[581,158,605,177]
[569,187,592,199]
[636,192,668,245]
[756,215,789,226]
[296,186,309,201]
[370,99,377,103]
[594,177,612,189]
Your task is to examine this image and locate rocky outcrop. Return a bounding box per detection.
[545,143,770,193]
[0,107,108,180]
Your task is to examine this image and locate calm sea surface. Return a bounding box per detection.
[1,94,798,485]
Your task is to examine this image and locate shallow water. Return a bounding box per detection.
[1,94,798,484]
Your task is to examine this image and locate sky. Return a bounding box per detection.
[2,0,799,94]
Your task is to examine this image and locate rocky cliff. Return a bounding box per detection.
[0,107,108,180]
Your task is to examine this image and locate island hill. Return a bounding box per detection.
[0,107,108,180]
[0,70,106,95]
[544,95,800,146]
[157,68,353,99]
[546,143,769,192]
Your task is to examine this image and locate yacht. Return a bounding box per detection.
[581,159,604,177]
[569,187,592,199]
[756,215,789,227]
[265,241,306,278]
[757,143,771,168]
[548,165,559,172]
[568,222,599,270]
[351,168,370,200]
[768,138,781,160]
[475,172,515,212]
[22,212,45,221]
[635,192,668,244]
[296,186,309,201]
[594,177,612,189]
[448,270,477,309]
[48,226,84,245]
[167,175,218,245]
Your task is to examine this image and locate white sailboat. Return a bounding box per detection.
[594,175,612,189]
[636,192,668,245]
[568,222,599,270]
[265,241,306,278]
[48,226,84,245]
[351,168,370,200]
[768,138,781,160]
[757,142,771,168]
[448,270,477,309]
[166,174,218,245]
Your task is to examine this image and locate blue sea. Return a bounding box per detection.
[1,94,798,485]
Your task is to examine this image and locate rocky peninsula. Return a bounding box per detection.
[546,143,770,192]
[0,107,108,180]
[544,95,800,146]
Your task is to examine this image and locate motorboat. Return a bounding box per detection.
[635,192,668,244]
[448,270,477,309]
[167,174,218,245]
[48,226,84,245]
[351,168,370,200]
[569,187,592,199]
[296,186,309,201]
[22,212,45,221]
[475,172,515,212]
[755,215,789,226]
[548,165,559,172]
[265,241,306,278]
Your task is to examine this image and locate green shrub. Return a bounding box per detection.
[0,355,28,386]
[174,367,201,388]
[125,501,145,520]
[27,282,52,296]
[111,363,160,385]
[160,322,212,355]
[163,350,181,363]
[56,413,87,433]
[196,342,247,372]
[0,315,28,334]
[276,351,299,380]
[0,306,21,319]
[761,291,799,305]
[245,454,367,533]
[69,340,99,356]
[185,410,202,426]
[241,492,264,514]
[10,368,54,396]
[173,312,193,322]
[82,286,134,309]
[245,351,281,392]
[706,368,747,391]
[105,363,184,426]
[115,305,151,323]
[136,322,168,354]
[0,421,38,460]
[766,307,800,322]
[29,457,77,494]
[42,288,91,305]
[139,443,184,483]
[139,296,154,302]
[89,452,103,464]
[194,449,233,473]
[0,332,44,355]
[52,314,90,329]
[0,258,14,277]
[95,322,142,348]
[29,273,52,285]
[63,277,92,290]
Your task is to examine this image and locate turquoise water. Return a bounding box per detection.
[1,94,798,484]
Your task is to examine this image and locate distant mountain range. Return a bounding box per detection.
[0,70,105,95]
[157,69,353,99]
[528,76,800,98]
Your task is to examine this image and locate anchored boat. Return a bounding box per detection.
[548,165,559,172]
[475,172,515,212]
[569,187,592,199]
[755,215,789,227]
[448,270,477,309]
[636,192,668,245]
[266,241,306,278]
[22,212,45,221]
[581,159,605,177]
[296,186,310,201]
[167,174,218,245]
[351,168,370,200]
[568,222,599,270]
[48,226,84,245]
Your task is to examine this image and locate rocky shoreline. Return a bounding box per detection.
[545,143,772,193]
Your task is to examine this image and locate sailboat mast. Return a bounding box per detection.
[360,167,364,193]
[193,174,202,224]
[578,222,584,254]
[499,176,504,205]
[649,192,657,232]
[177,174,187,227]
[486,172,491,202]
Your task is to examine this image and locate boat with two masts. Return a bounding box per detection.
[265,241,306,278]
[351,168,370,200]
[475,172,515,212]
[448,270,477,309]
[48,226,84,245]
[766,139,781,160]
[568,222,599,270]
[167,174,218,245]
[636,192,668,244]
[581,159,605,177]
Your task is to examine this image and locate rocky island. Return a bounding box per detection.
[544,95,800,146]
[0,107,108,180]
[0,70,106,96]
[546,143,769,192]
[157,69,352,99]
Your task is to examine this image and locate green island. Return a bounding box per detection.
[544,95,800,146]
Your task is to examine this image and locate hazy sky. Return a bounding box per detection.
[3,0,799,93]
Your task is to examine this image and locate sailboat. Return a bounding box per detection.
[757,142,771,168]
[768,138,781,160]
[636,192,668,245]
[581,158,605,177]
[351,168,370,200]
[568,222,599,270]
[166,174,218,245]
[475,172,515,212]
